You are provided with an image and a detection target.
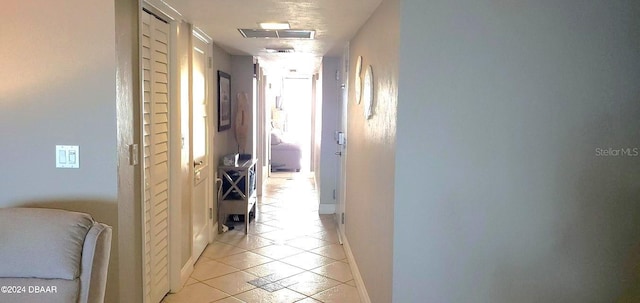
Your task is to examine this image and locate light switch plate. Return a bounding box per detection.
[56,145,80,168]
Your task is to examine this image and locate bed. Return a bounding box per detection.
[270,130,302,172]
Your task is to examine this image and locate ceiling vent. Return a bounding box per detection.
[238,29,278,38]
[277,30,315,39]
[239,29,315,39]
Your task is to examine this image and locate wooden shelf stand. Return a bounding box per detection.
[218,159,257,234]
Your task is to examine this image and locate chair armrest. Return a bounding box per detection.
[79,223,112,303]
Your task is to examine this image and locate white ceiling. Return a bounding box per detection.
[150,0,382,75]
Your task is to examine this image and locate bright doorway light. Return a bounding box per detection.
[259,22,290,30]
[282,77,312,172]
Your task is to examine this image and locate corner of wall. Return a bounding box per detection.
[344,0,400,302]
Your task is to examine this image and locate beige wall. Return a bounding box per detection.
[115,0,142,301]
[394,0,640,302]
[0,1,118,201]
[0,0,122,301]
[345,0,400,302]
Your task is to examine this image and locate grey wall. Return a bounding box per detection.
[345,0,399,301]
[394,1,640,302]
[231,56,256,156]
[0,1,120,301]
[318,58,340,208]
[211,43,234,225]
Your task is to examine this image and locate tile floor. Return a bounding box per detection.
[162,172,360,303]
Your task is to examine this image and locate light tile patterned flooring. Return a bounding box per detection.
[162,172,360,303]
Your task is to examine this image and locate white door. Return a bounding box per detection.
[191,33,210,261]
[336,45,349,237]
[141,10,171,303]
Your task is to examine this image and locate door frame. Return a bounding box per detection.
[141,0,218,298]
[190,28,213,262]
[256,64,267,197]
[140,3,190,301]
[336,43,350,239]
[141,0,185,297]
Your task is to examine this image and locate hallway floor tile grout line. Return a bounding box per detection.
[162,172,360,303]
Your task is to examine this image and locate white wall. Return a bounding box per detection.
[313,69,323,195]
[345,0,400,301]
[312,73,318,179]
[394,1,640,302]
[0,0,119,301]
[318,58,340,209]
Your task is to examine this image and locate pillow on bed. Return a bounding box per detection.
[271,130,283,145]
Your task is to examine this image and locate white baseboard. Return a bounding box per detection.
[175,223,217,293]
[179,257,194,290]
[319,203,336,214]
[341,230,372,303]
[210,222,218,243]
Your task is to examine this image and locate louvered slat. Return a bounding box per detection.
[142,11,170,303]
[154,93,169,104]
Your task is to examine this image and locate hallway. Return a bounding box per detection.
[163,173,360,303]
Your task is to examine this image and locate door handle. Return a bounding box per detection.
[194,160,203,167]
[335,152,342,156]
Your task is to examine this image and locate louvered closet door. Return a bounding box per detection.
[142,10,170,303]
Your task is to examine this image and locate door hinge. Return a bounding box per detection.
[209,207,213,220]
[333,189,336,200]
[341,213,345,224]
[129,144,139,166]
[208,57,212,68]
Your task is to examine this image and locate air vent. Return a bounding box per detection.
[238,29,278,38]
[277,30,315,39]
[239,29,315,39]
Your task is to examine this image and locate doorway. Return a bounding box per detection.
[270,77,313,173]
[191,31,211,263]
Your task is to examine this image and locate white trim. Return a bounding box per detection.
[144,0,182,21]
[139,8,148,303]
[192,27,212,44]
[167,20,183,295]
[341,230,372,303]
[319,203,336,214]
[177,257,195,292]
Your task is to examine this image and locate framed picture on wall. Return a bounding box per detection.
[218,71,231,131]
